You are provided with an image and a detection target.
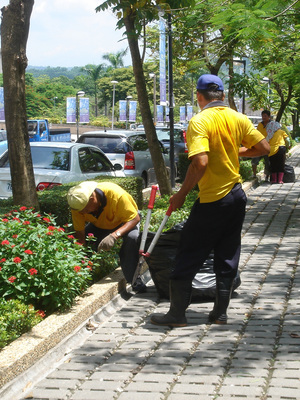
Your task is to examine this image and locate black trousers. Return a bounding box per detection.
[269,146,286,173]
[85,223,140,283]
[171,183,247,281]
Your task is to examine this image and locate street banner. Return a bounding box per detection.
[119,100,127,121]
[187,105,193,121]
[157,105,164,123]
[165,106,170,123]
[80,98,89,123]
[180,106,186,122]
[66,97,76,123]
[0,88,4,121]
[129,101,137,122]
[159,17,167,105]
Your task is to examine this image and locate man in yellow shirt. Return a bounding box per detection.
[67,181,146,292]
[151,74,270,327]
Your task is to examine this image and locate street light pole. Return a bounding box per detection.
[111,80,118,129]
[76,90,85,139]
[149,73,157,125]
[126,95,132,129]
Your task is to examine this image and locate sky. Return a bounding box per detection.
[0,0,132,68]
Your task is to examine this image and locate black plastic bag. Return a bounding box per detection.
[283,164,295,183]
[145,221,241,299]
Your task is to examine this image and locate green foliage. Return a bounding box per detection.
[0,299,43,349]
[0,208,95,313]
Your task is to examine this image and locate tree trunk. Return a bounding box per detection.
[1,0,39,208]
[274,83,293,123]
[123,13,172,195]
[227,58,237,111]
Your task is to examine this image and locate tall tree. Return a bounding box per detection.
[1,0,38,207]
[102,49,128,69]
[82,64,105,117]
[96,1,194,195]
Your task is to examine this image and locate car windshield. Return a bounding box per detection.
[0,146,70,170]
[156,129,183,143]
[80,136,129,154]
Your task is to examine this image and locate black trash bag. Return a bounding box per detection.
[145,221,241,300]
[283,164,295,183]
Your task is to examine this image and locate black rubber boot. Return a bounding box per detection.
[208,276,234,325]
[151,280,192,327]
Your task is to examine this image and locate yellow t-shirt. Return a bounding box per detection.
[268,129,288,157]
[187,106,265,203]
[257,122,267,138]
[71,182,138,231]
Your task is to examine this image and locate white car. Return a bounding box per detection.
[0,142,125,199]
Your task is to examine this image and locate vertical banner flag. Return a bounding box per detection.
[180,106,186,122]
[0,88,5,121]
[159,17,167,105]
[66,97,76,123]
[187,105,193,121]
[119,100,127,121]
[165,106,170,123]
[80,98,89,123]
[129,101,137,122]
[157,105,164,123]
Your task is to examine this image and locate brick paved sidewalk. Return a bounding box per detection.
[5,147,300,400]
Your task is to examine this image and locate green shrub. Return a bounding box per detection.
[0,299,44,349]
[0,207,96,313]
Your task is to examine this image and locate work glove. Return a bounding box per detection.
[97,234,116,252]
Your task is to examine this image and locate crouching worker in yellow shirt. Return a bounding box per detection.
[67,181,146,293]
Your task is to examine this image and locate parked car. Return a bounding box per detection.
[77,131,170,187]
[155,126,188,164]
[0,142,124,199]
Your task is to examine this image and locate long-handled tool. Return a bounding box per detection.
[132,200,173,286]
[132,185,158,286]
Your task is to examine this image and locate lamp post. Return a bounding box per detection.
[76,90,85,139]
[262,77,270,109]
[126,95,132,129]
[111,80,118,129]
[233,59,246,114]
[149,73,157,125]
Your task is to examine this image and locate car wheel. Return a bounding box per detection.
[141,172,148,189]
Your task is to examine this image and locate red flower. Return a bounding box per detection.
[19,206,27,211]
[28,268,38,275]
[48,226,56,231]
[0,267,1,271]
[24,249,33,254]
[12,217,20,222]
[75,242,83,246]
[2,218,8,222]
[67,235,75,239]
[8,276,16,283]
[13,257,22,264]
[58,227,65,232]
[0,258,6,263]
[12,234,18,239]
[1,240,9,245]
[43,217,51,223]
[86,265,92,271]
[37,310,46,318]
[88,233,94,237]
[46,232,53,236]
[74,265,81,272]
[23,221,30,225]
[36,214,41,217]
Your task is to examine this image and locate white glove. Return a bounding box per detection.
[97,234,116,251]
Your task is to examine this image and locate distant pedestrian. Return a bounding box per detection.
[266,121,289,184]
[151,74,270,327]
[251,110,271,180]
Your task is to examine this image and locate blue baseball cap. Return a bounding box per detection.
[196,74,224,91]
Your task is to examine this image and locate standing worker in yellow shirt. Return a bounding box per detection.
[151,74,270,327]
[67,181,146,293]
[266,121,289,184]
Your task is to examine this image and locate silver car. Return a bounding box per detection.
[0,142,124,199]
[77,130,170,187]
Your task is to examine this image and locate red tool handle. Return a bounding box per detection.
[166,204,173,216]
[148,185,158,209]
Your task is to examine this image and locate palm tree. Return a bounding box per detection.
[102,49,128,69]
[83,64,105,117]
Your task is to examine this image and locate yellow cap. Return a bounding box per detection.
[67,181,98,211]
